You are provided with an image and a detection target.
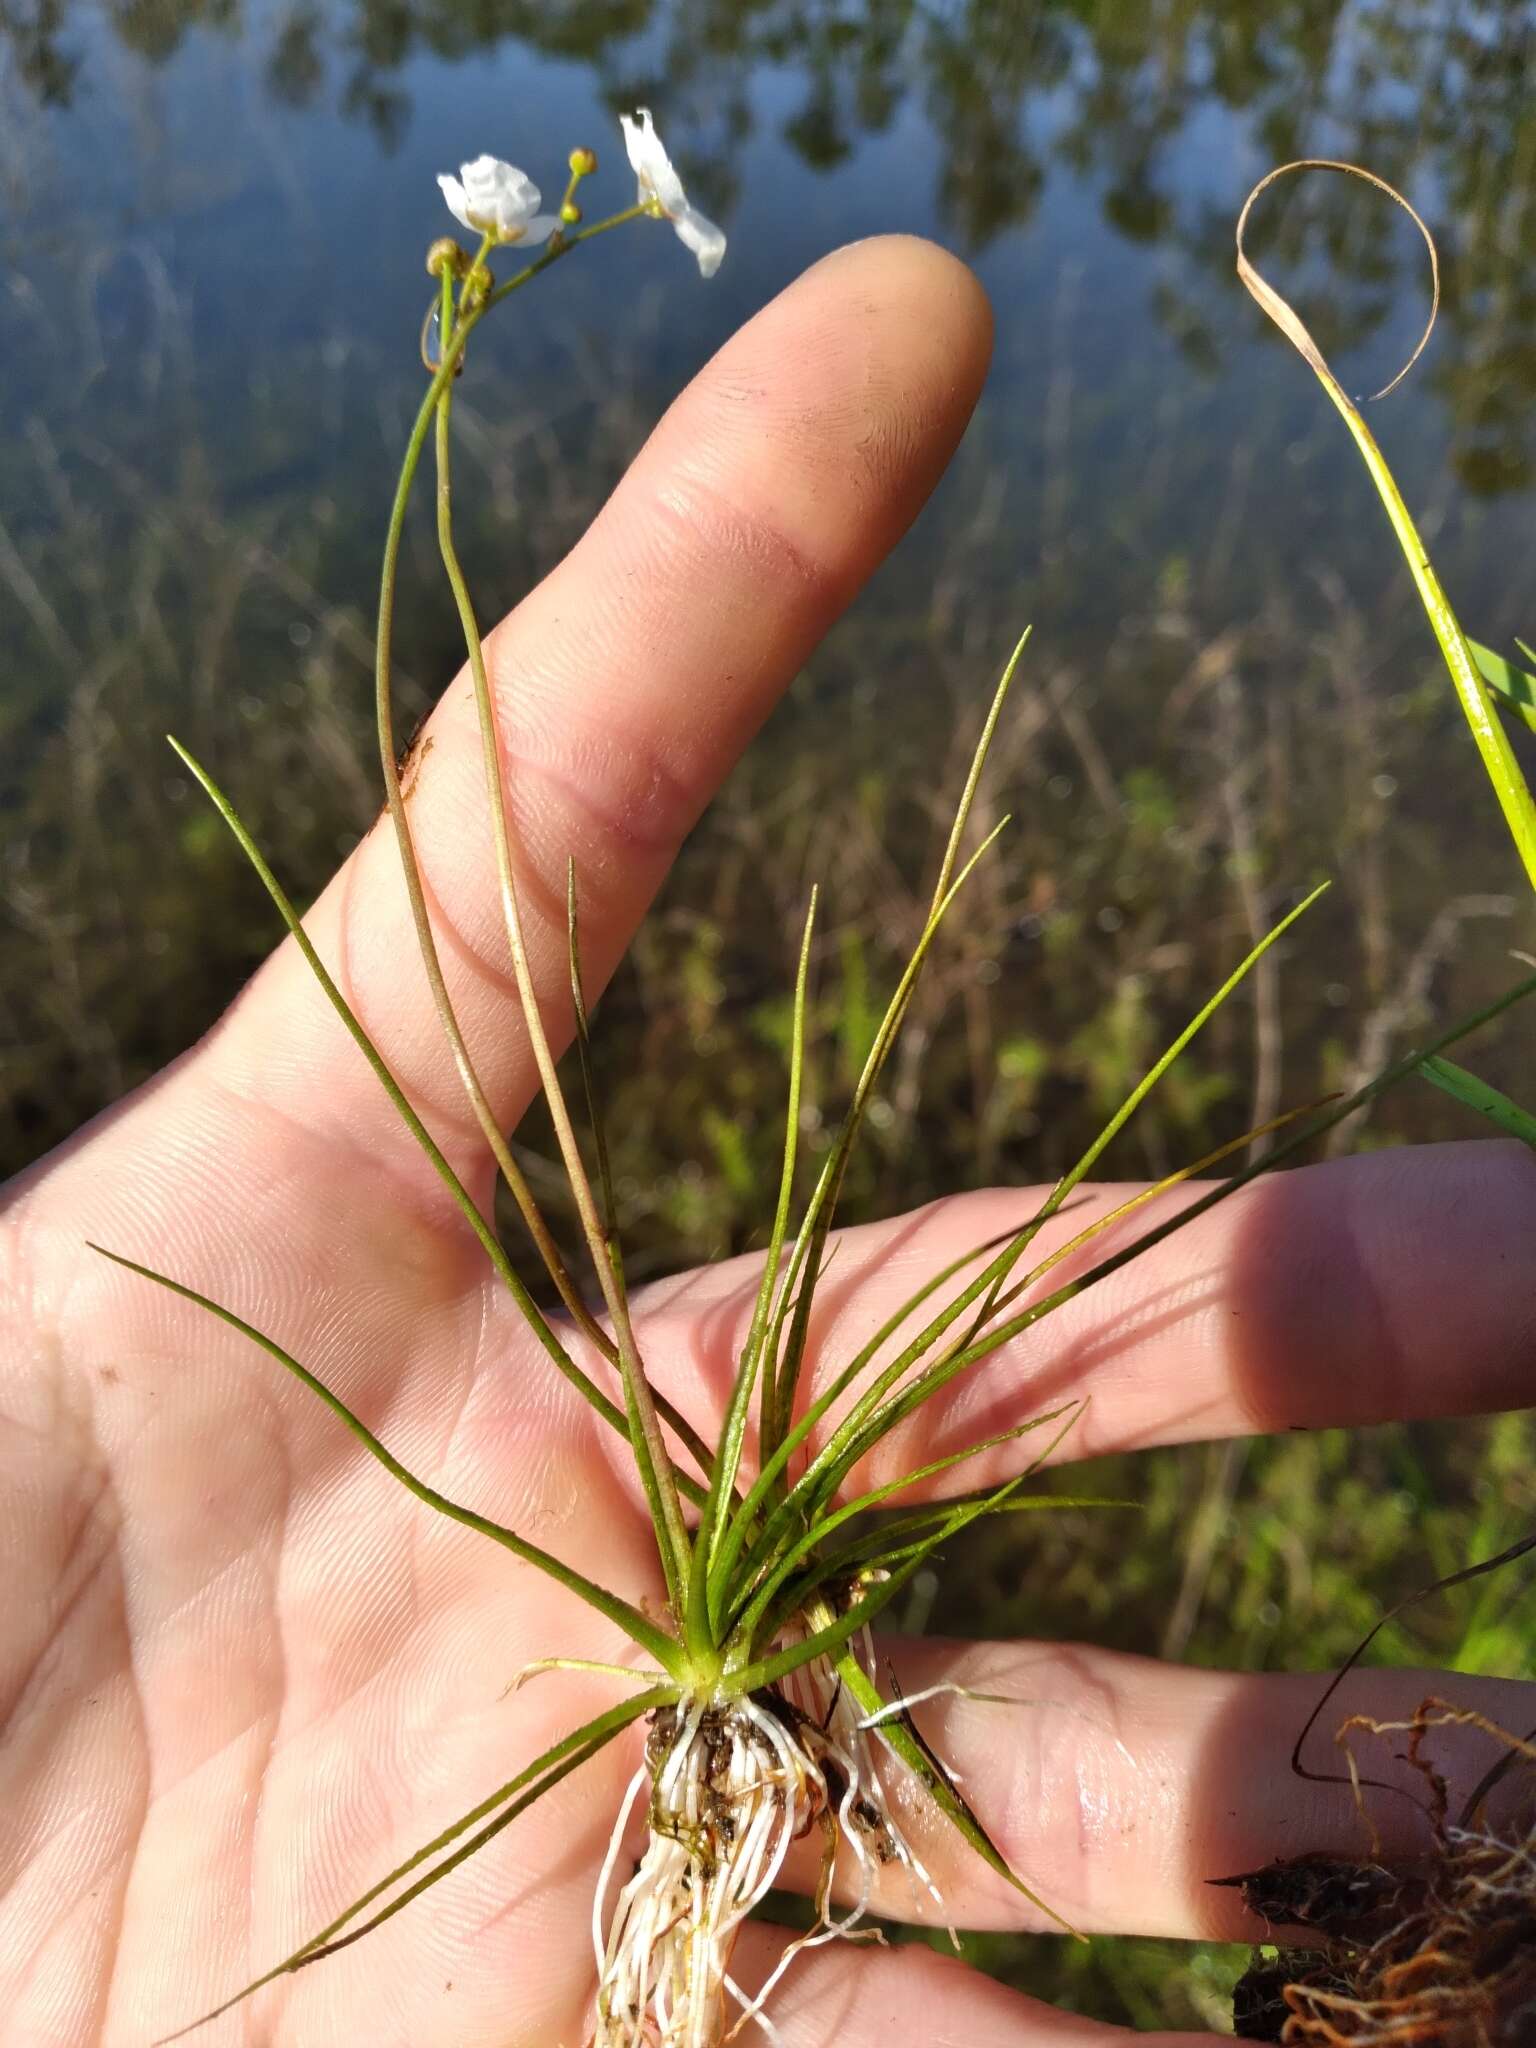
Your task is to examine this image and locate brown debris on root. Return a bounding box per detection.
[1225,1699,1536,2045]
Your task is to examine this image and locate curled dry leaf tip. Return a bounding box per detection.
[1235,157,1440,405]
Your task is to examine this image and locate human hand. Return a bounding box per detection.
[3,235,1533,2048]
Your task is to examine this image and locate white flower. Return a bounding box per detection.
[437,156,558,246]
[619,108,726,278]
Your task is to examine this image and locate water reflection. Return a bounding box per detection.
[7,1,1535,492]
[4,0,1535,1175]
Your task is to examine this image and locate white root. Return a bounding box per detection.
[590,1649,946,2048]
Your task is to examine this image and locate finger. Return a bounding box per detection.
[639,1140,1536,1474]
[200,235,992,1167]
[729,1926,1206,2048]
[779,1637,1536,1941]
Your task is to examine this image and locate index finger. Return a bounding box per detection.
[636,1139,1536,1475]
[199,235,993,1166]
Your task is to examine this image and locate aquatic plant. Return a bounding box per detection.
[81,138,1536,2047]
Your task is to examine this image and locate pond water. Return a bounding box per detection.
[5,0,1535,1180]
[4,1,1536,2028]
[6,0,1536,1172]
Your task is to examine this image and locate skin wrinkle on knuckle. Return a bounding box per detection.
[496,720,693,872]
[206,1073,481,1294]
[410,683,691,995]
[646,470,847,629]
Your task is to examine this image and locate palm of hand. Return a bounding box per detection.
[4,236,1533,2048]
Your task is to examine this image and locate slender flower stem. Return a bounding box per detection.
[431,268,693,1613]
[376,227,713,1506]
[485,203,648,308]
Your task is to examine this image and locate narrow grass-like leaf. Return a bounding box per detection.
[729,1404,1081,1647]
[726,1470,1031,1695]
[168,739,711,1506]
[1418,1054,1536,1145]
[738,968,1532,1606]
[819,1097,1337,1501]
[568,859,625,1279]
[729,1083,1330,1615]
[748,1488,1129,1657]
[830,1649,1080,1936]
[761,818,1012,1467]
[1038,883,1327,1220]
[690,891,816,1657]
[745,1384,1097,1638]
[90,1245,687,1675]
[811,1491,1136,1584]
[720,896,1328,1608]
[1471,638,1536,739]
[1289,1530,1536,1798]
[756,636,1029,1467]
[155,1684,671,2042]
[931,967,1536,1394]
[1237,161,1536,889]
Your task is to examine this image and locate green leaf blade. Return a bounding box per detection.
[90,1245,687,1676]
[1418,1054,1536,1146]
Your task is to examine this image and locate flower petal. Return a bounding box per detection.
[508,213,560,247]
[437,172,473,233]
[620,107,687,216]
[440,155,546,240]
[673,204,726,279]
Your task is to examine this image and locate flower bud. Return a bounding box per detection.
[425,237,466,278]
[568,146,598,177]
[560,200,582,225]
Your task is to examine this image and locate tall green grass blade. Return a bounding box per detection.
[689,891,816,1657]
[726,1471,1030,1695]
[1237,162,1536,890]
[1471,639,1536,740]
[807,1491,1136,1586]
[756,814,1010,1459]
[736,971,1532,1604]
[932,628,1030,906]
[705,1217,1051,1627]
[729,1404,1081,1646]
[709,819,1014,1598]
[167,740,711,1505]
[726,1249,1024,1616]
[89,1245,687,1675]
[1418,1054,1536,1146]
[567,860,624,1279]
[1040,883,1328,1218]
[933,968,1536,1392]
[821,1098,1337,1500]
[830,1649,1080,1937]
[718,916,1330,1612]
[757,636,1029,1466]
[155,1684,670,2042]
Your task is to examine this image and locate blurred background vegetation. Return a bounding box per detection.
[3,0,1535,2027]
